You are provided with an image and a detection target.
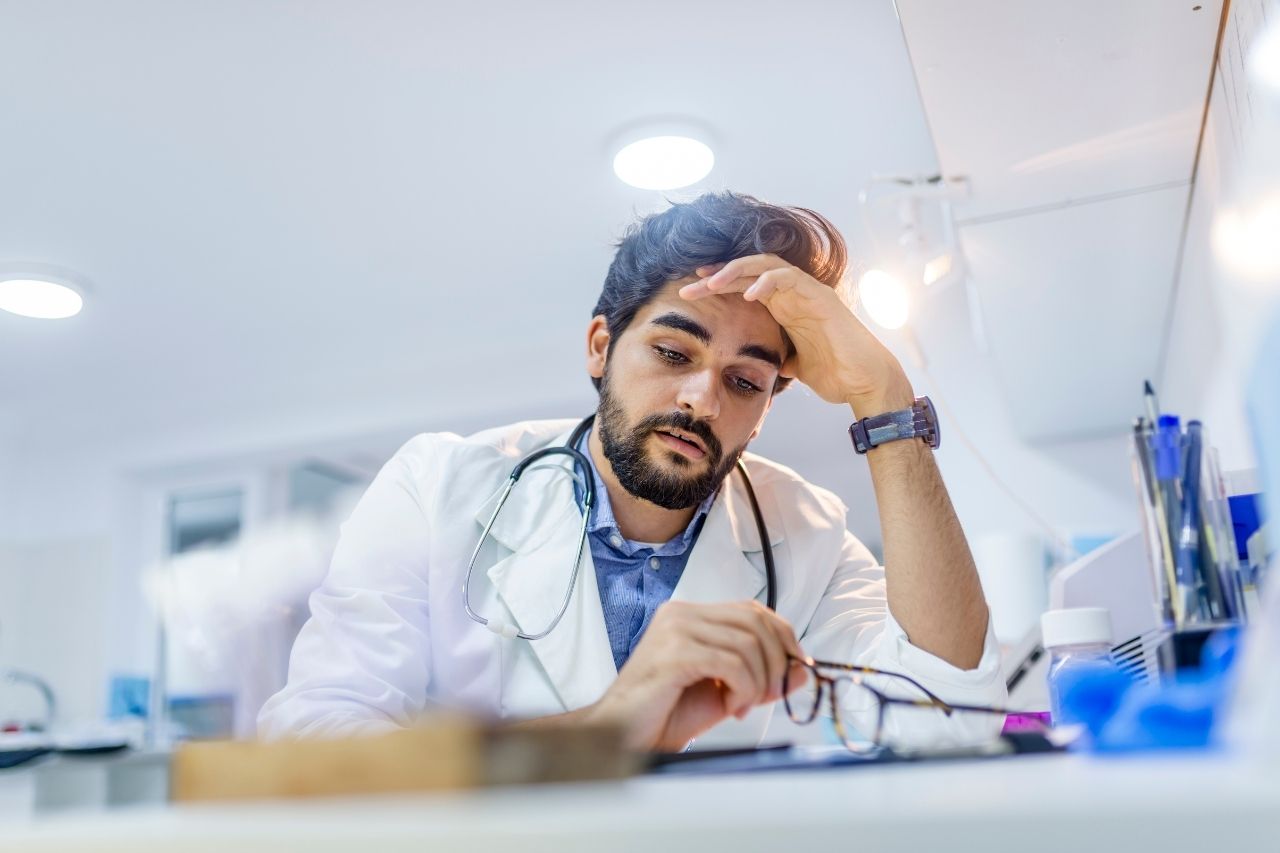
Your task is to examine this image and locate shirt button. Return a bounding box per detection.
[610,534,623,548]
[649,556,660,570]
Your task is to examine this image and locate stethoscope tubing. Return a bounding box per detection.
[463,415,777,641]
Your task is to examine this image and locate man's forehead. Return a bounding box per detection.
[636,280,786,349]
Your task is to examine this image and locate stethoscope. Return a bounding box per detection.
[463,415,778,640]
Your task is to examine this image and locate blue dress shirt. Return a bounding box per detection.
[573,436,716,671]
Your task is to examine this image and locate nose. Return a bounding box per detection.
[675,368,720,422]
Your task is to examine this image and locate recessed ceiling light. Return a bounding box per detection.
[0,266,87,319]
[612,135,715,190]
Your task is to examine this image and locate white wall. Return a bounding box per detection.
[1,437,114,724]
[912,282,1137,546]
[1161,0,1280,473]
[0,538,113,726]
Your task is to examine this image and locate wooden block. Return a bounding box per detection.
[484,722,637,785]
[171,717,483,802]
[171,716,638,802]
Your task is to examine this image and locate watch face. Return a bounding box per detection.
[915,396,941,449]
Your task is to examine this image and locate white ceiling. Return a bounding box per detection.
[0,0,938,451]
[896,0,1223,439]
[0,1,1230,549]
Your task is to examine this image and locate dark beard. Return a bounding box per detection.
[596,373,744,510]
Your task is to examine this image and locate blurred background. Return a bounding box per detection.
[0,0,1275,743]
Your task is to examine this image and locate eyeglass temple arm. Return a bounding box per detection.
[795,656,1041,719]
[803,657,947,706]
[932,701,1044,717]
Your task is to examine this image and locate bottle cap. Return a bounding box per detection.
[1040,607,1112,649]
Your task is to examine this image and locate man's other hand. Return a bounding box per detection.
[587,600,810,752]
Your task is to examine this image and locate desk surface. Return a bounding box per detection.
[5,751,1279,853]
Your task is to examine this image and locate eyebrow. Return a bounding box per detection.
[649,312,783,369]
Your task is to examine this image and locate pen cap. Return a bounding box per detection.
[1155,415,1182,479]
[1040,607,1113,649]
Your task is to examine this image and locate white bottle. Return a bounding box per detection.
[1040,607,1116,726]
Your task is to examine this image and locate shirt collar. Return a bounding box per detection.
[574,431,717,557]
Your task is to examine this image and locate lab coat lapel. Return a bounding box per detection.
[672,467,783,606]
[476,431,617,712]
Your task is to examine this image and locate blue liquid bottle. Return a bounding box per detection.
[1041,607,1117,726]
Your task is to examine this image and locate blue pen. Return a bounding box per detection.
[1177,421,1206,623]
[1185,421,1230,621]
[1154,415,1189,624]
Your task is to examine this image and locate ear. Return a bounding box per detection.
[585,314,611,381]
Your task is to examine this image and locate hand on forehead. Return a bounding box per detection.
[640,278,787,355]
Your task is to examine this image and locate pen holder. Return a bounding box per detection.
[1130,420,1246,633]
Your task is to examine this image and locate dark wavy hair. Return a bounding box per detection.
[592,191,847,394]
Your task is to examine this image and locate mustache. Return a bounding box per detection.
[634,411,722,460]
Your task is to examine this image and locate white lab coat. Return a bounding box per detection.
[258,419,1006,747]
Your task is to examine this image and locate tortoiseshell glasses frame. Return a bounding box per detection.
[783,655,1042,754]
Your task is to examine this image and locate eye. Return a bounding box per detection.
[730,376,763,396]
[653,345,689,365]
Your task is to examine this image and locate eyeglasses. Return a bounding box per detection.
[783,655,1045,755]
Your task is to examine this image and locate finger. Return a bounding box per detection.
[736,602,804,697]
[779,354,799,381]
[758,625,808,703]
[716,622,771,709]
[700,602,792,702]
[783,658,813,696]
[759,626,789,702]
[677,279,712,300]
[734,603,788,701]
[684,621,770,713]
[693,262,727,277]
[701,648,762,718]
[758,606,808,662]
[705,254,789,289]
[678,274,760,301]
[743,269,790,302]
[744,614,784,703]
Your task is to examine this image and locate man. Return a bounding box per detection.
[258,192,1004,751]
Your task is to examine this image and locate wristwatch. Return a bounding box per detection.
[849,396,941,454]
